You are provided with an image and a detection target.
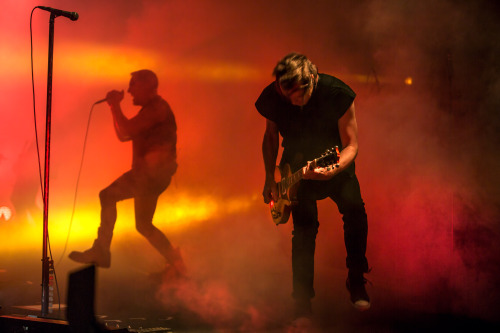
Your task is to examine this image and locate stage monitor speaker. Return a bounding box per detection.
[0,315,70,333]
[1,265,127,333]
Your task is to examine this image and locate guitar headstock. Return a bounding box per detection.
[315,146,340,168]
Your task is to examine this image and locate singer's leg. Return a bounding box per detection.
[69,171,136,267]
[135,173,186,277]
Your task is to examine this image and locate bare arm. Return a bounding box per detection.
[303,101,359,180]
[106,90,166,142]
[262,119,280,203]
[106,90,130,142]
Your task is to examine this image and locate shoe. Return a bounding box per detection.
[172,258,187,277]
[293,298,312,318]
[68,240,111,268]
[287,316,316,333]
[287,301,318,333]
[152,252,188,283]
[164,247,187,278]
[160,260,188,282]
[346,274,371,311]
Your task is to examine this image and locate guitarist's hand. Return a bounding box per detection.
[263,178,278,204]
[302,161,340,180]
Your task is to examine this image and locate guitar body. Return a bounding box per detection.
[268,147,340,226]
[270,164,298,225]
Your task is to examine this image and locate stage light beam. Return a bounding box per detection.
[0,206,13,222]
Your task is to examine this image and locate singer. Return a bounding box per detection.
[69,70,186,278]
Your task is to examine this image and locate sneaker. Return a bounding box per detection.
[346,275,370,311]
[68,240,111,268]
[287,300,318,333]
[150,257,188,284]
[293,298,312,318]
[170,248,188,277]
[286,316,317,333]
[161,259,188,282]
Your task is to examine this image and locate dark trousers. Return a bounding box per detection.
[96,168,178,263]
[291,171,368,300]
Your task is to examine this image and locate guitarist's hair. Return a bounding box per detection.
[273,53,318,91]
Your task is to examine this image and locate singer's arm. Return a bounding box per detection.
[106,90,167,142]
[106,90,131,142]
[111,108,132,142]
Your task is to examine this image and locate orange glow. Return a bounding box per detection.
[179,62,264,81]
[0,192,258,252]
[0,42,29,79]
[2,39,265,84]
[0,42,158,83]
[405,77,413,85]
[56,43,159,81]
[1,38,381,87]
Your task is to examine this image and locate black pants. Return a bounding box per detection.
[291,171,368,300]
[96,167,178,262]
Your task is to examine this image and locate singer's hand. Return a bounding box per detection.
[106,90,124,107]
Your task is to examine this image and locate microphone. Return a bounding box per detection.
[94,98,107,105]
[37,6,79,21]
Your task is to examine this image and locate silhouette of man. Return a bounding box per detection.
[70,70,185,276]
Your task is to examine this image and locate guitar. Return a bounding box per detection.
[270,147,340,225]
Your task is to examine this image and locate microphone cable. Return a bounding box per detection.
[56,101,100,267]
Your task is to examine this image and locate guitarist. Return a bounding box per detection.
[256,53,370,319]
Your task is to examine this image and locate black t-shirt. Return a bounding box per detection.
[130,95,177,175]
[255,73,355,172]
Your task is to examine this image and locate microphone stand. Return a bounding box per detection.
[41,12,56,318]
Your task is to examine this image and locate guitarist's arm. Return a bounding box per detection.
[303,101,359,180]
[262,119,280,204]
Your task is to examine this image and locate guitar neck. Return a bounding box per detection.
[279,168,304,194]
[278,152,334,194]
